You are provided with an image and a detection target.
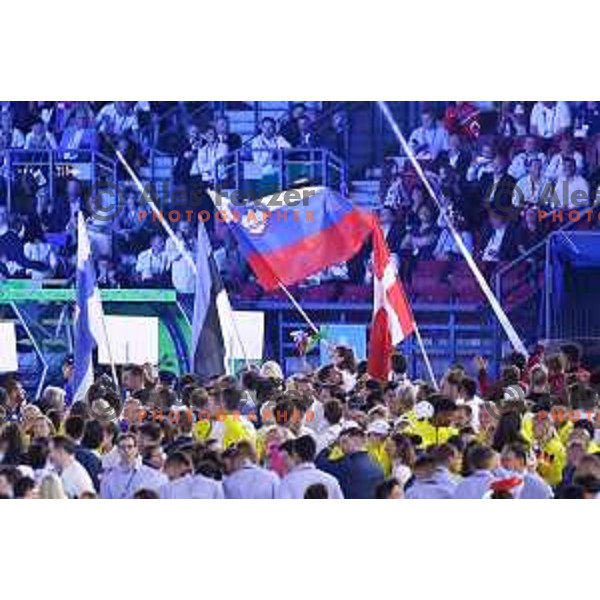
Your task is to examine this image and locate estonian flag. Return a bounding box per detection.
[73,212,106,402]
[190,221,231,381]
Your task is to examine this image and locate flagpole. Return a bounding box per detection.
[98,302,119,390]
[115,151,251,370]
[277,282,320,335]
[376,101,528,358]
[412,322,438,390]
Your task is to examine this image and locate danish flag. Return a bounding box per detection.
[367,219,415,381]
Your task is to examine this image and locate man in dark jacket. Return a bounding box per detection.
[64,415,102,491]
[316,423,384,499]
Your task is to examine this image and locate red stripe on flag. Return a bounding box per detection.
[247,209,374,290]
[367,307,392,382]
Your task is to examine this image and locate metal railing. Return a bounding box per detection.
[494,208,598,348]
[215,147,346,197]
[2,149,117,210]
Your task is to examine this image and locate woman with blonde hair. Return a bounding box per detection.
[38,473,67,499]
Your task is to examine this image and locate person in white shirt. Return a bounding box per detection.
[0,110,25,148]
[192,125,228,183]
[96,101,139,137]
[466,142,495,182]
[251,117,291,168]
[530,101,571,139]
[166,221,196,293]
[49,436,94,499]
[544,134,585,182]
[315,398,344,454]
[508,136,547,180]
[512,157,550,209]
[222,440,280,499]
[552,156,591,210]
[408,107,449,160]
[276,435,344,499]
[24,119,57,150]
[136,234,169,284]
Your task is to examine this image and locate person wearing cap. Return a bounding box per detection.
[405,444,459,499]
[454,445,499,499]
[317,423,384,499]
[366,420,392,477]
[500,442,553,499]
[488,475,523,499]
[276,435,343,499]
[100,433,167,499]
[222,440,279,499]
[406,397,459,449]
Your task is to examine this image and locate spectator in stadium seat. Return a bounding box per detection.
[516,207,546,252]
[215,115,242,152]
[574,101,600,168]
[466,140,495,182]
[96,101,139,138]
[192,125,228,185]
[23,223,58,279]
[544,133,585,183]
[438,133,470,180]
[280,102,308,146]
[251,117,291,168]
[512,156,550,212]
[135,234,169,286]
[166,221,196,294]
[508,135,547,181]
[552,156,590,210]
[529,101,572,139]
[481,209,519,262]
[496,102,528,138]
[24,119,57,150]
[0,110,25,148]
[433,209,473,260]
[59,108,98,151]
[480,153,516,211]
[294,115,320,149]
[400,201,439,260]
[408,105,449,161]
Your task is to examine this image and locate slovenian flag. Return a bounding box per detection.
[218,187,374,290]
[73,212,106,402]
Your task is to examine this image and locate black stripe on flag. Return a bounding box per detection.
[191,223,227,381]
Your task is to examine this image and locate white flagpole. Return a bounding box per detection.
[115,150,251,370]
[377,101,528,358]
[412,323,438,390]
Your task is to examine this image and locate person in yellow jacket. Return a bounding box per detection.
[523,411,566,487]
[365,420,393,477]
[406,399,459,449]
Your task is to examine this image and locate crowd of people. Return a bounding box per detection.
[2,101,600,295]
[1,340,600,499]
[377,101,600,283]
[0,101,344,292]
